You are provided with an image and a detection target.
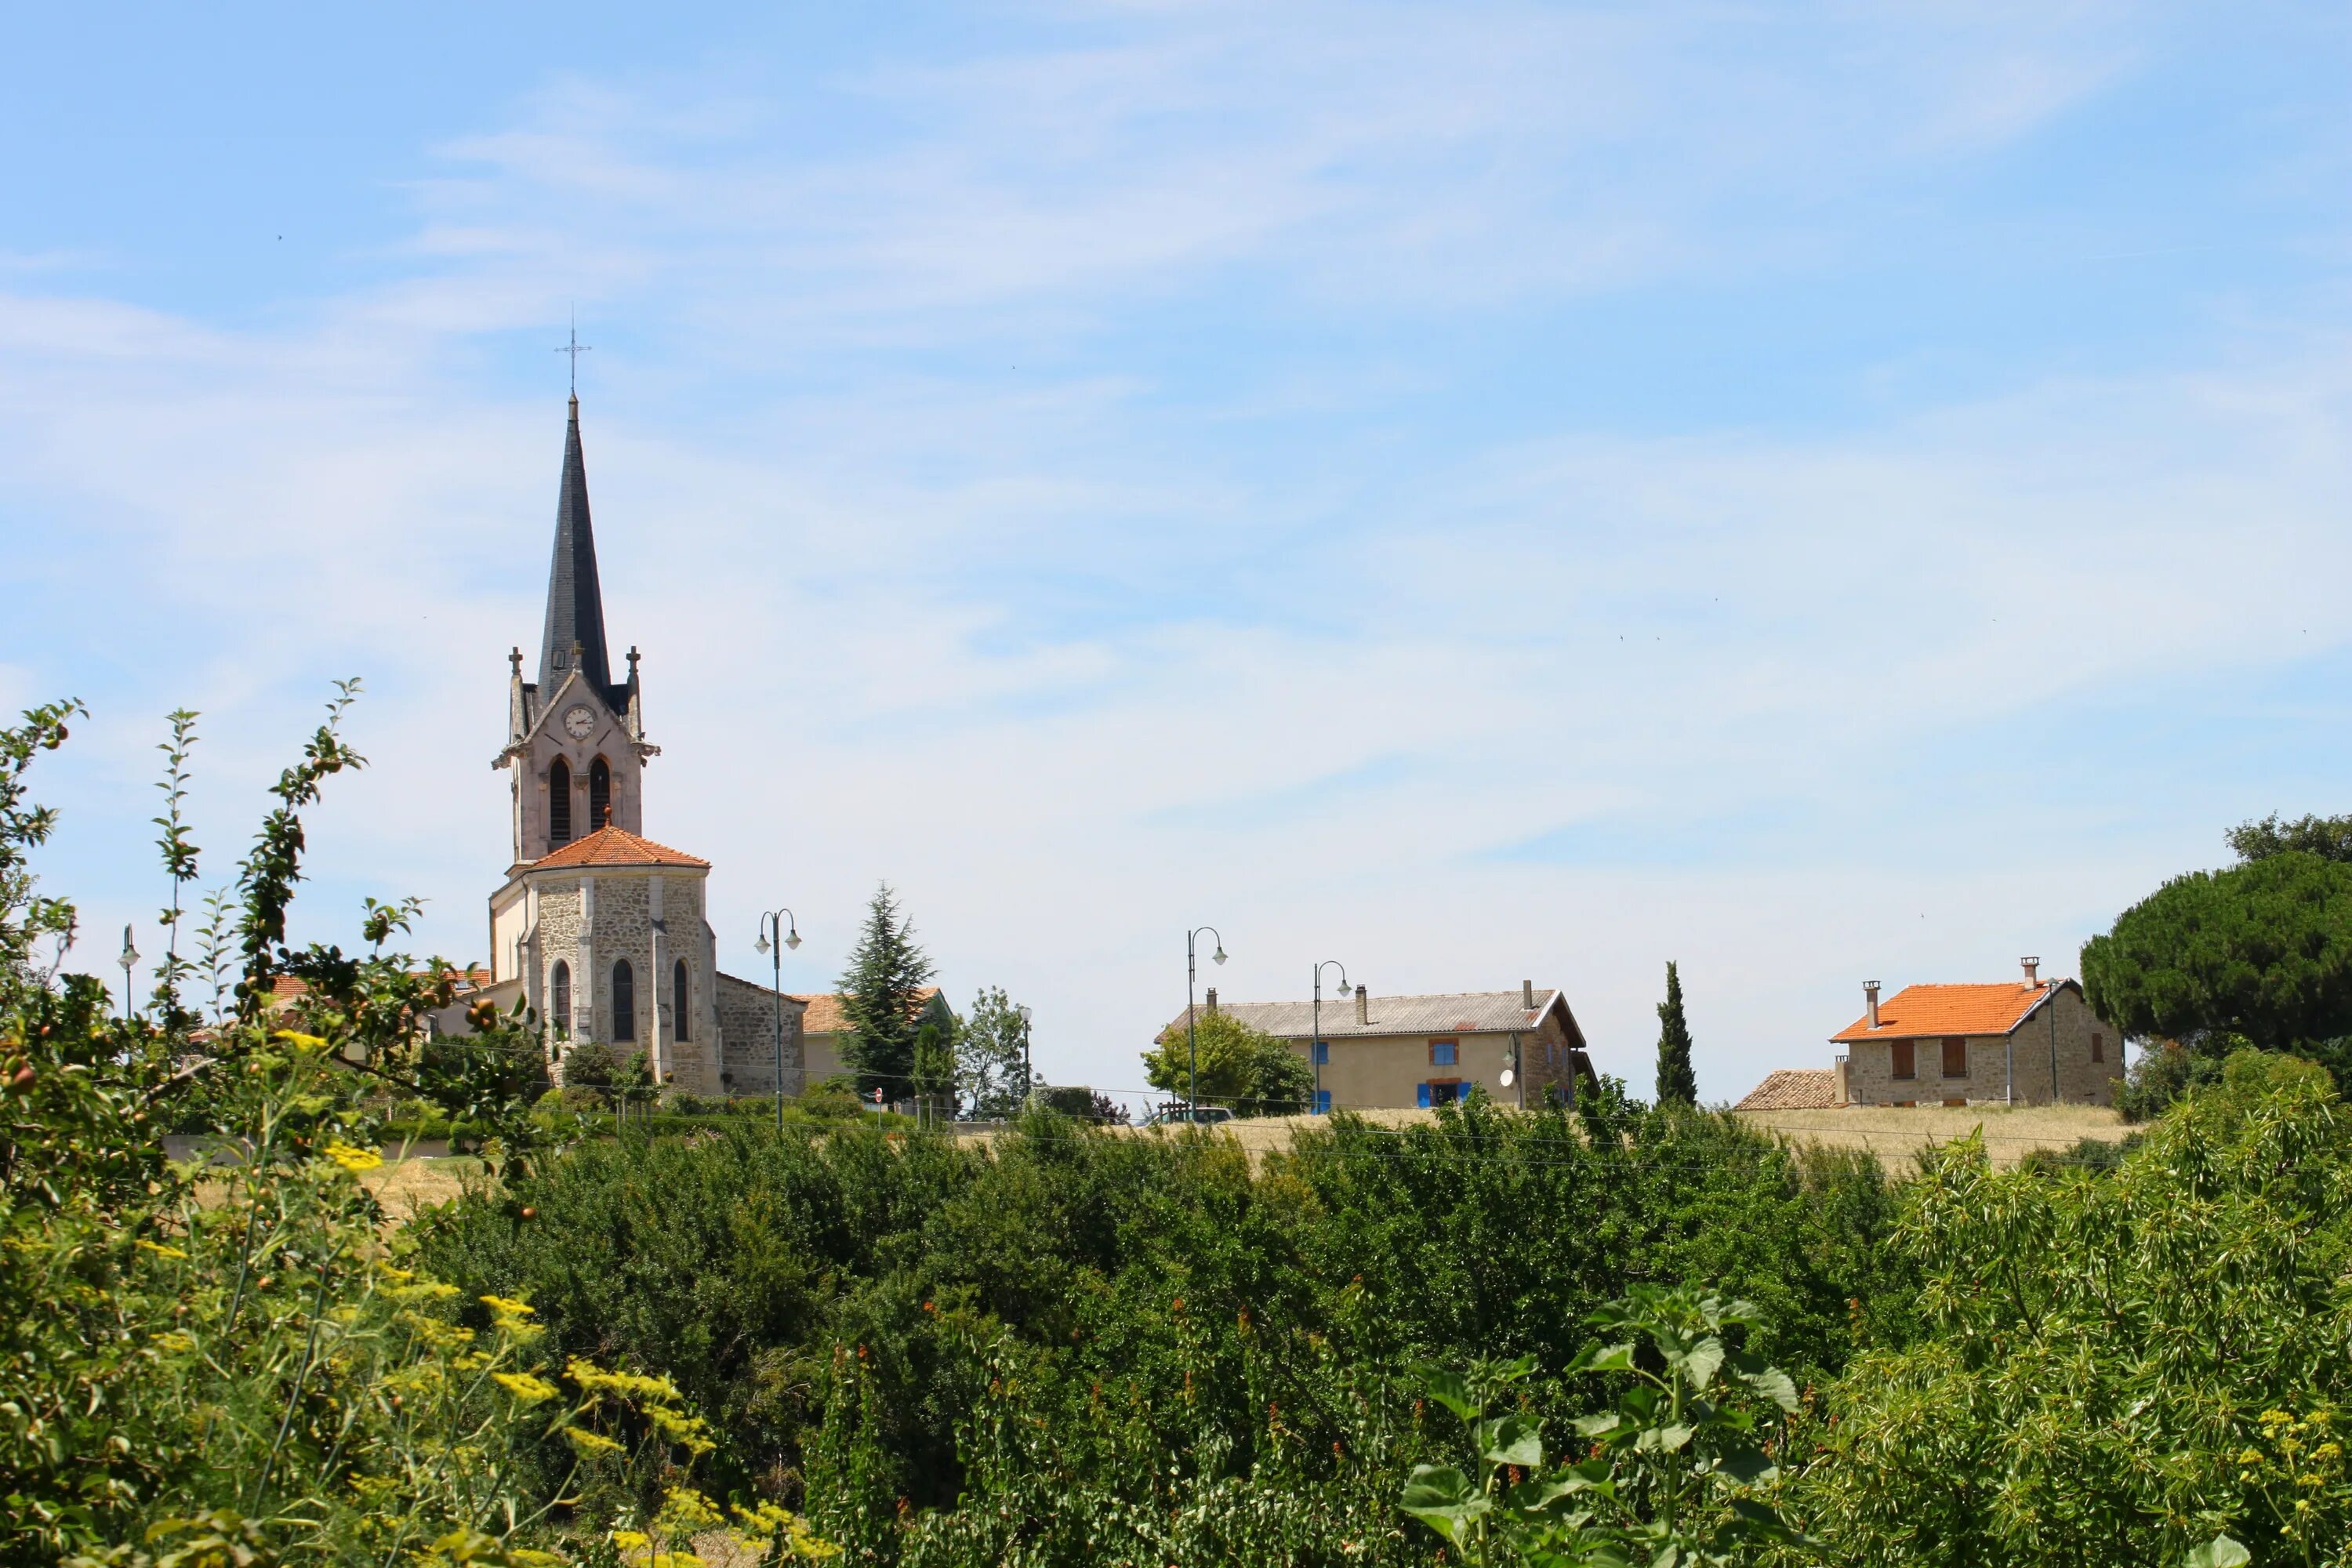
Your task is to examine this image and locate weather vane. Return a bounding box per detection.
[554,312,592,394]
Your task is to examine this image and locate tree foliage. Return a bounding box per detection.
[1654,960,1698,1107]
[1142,1006,1313,1114]
[2082,849,2352,1049]
[836,883,936,1102]
[2228,811,2352,865]
[956,985,1033,1119]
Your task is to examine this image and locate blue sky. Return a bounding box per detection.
[4,2,2350,1102]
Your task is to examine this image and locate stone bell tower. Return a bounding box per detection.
[493,394,659,868]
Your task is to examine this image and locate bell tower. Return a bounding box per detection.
[494,395,659,868]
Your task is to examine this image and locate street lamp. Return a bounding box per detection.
[1184,926,1226,1117]
[1311,960,1352,1116]
[118,925,140,1022]
[753,909,802,1134]
[1017,1004,1033,1110]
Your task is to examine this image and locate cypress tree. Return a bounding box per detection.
[837,882,937,1103]
[1655,960,1698,1106]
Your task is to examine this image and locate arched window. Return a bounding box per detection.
[589,757,612,833]
[672,959,691,1041]
[550,960,571,1038]
[612,959,636,1041]
[548,758,572,847]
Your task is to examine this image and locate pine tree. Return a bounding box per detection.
[1654,960,1698,1106]
[837,882,936,1103]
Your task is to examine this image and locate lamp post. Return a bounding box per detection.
[1184,926,1226,1117]
[1311,960,1352,1116]
[1017,1004,1033,1112]
[753,909,802,1134]
[118,925,140,1022]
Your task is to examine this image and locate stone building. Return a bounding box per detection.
[1158,983,1598,1112]
[1824,960,2124,1108]
[474,395,809,1095]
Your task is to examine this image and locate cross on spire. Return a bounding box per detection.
[554,314,592,395]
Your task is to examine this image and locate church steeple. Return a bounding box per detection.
[537,394,621,705]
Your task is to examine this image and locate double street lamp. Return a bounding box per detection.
[753,909,802,1134]
[1184,925,1226,1116]
[1311,959,1352,1116]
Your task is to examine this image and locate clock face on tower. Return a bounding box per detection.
[563,705,596,739]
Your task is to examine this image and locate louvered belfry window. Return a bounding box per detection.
[589,757,612,832]
[612,960,636,1041]
[549,758,572,847]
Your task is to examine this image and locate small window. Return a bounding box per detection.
[673,959,691,1042]
[1891,1040,1915,1080]
[589,757,612,832]
[1429,1039,1458,1067]
[550,960,572,1037]
[612,959,636,1041]
[1311,1040,1329,1065]
[1313,1088,1331,1115]
[549,759,572,847]
[1942,1037,1967,1078]
[2091,1031,2104,1063]
[1428,1079,1462,1105]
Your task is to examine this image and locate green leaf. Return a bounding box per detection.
[1573,1411,1625,1438]
[1737,1364,1801,1413]
[1400,1463,1490,1544]
[1710,1447,1779,1486]
[1411,1362,1480,1421]
[1501,1476,1586,1516]
[2183,1536,2250,1568]
[1681,1334,1724,1390]
[1479,1414,1546,1468]
[1569,1341,1638,1375]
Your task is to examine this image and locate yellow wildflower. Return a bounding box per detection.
[564,1426,625,1456]
[324,1141,383,1174]
[480,1294,535,1319]
[273,1029,330,1053]
[656,1486,723,1531]
[609,1531,650,1552]
[493,1371,560,1405]
[2240,1448,2266,1466]
[135,1238,189,1260]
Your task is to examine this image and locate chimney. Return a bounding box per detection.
[1203,987,1218,1014]
[1522,979,1536,1009]
[1864,981,1882,1029]
[2021,956,2040,988]
[1355,984,1369,1025]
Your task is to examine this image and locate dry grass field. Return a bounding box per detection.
[360,1155,485,1219]
[1734,1102,2133,1170]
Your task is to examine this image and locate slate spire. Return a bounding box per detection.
[536,394,617,702]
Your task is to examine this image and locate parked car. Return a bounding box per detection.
[1143,1104,1236,1127]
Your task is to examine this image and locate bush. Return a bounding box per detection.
[1795,1051,2352,1566]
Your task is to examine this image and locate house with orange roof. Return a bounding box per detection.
[1820,958,2123,1108]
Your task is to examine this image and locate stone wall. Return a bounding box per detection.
[717,971,804,1097]
[1843,983,2124,1107]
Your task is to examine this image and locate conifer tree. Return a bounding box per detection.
[1654,960,1698,1106]
[837,882,936,1102]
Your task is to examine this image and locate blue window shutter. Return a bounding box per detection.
[1314,1089,1331,1114]
[1417,1082,1432,1109]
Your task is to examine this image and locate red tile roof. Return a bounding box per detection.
[792,987,942,1036]
[1831,982,2058,1044]
[1733,1068,1842,1111]
[531,825,710,870]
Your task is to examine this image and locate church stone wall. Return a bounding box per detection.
[717,972,804,1097]
[590,877,652,1047]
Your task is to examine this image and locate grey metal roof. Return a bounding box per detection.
[535,396,626,710]
[1163,989,1584,1046]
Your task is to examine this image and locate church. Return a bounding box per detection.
[470,394,810,1097]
